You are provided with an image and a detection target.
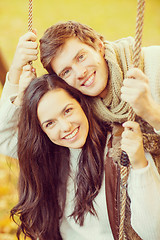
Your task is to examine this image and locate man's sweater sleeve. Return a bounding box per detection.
[0,72,19,107]
[0,98,18,159]
[0,73,19,159]
[144,46,160,134]
[128,152,160,240]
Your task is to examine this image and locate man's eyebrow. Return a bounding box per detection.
[58,49,85,76]
[41,103,73,127]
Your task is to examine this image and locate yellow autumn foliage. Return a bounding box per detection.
[0,155,18,239]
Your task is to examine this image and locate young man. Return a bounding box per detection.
[39,21,160,130]
[1,21,160,126]
[0,21,160,239]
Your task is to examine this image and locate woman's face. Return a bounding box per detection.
[37,88,89,149]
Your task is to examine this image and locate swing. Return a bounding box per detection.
[119,1,145,239]
[27,1,146,239]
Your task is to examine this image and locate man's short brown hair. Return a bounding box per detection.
[40,21,104,73]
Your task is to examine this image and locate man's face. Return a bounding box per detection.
[51,37,109,98]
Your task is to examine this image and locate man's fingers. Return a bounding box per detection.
[32,28,37,36]
[126,68,148,83]
[19,31,37,42]
[122,121,141,134]
[22,41,38,49]
[21,48,39,56]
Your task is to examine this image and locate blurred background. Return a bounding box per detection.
[0,0,159,239]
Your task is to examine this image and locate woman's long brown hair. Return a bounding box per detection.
[10,74,109,240]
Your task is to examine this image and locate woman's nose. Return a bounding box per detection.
[59,118,72,132]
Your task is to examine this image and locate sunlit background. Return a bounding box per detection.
[0,0,159,239]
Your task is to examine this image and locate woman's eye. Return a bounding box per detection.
[45,121,54,128]
[62,69,70,78]
[65,108,73,115]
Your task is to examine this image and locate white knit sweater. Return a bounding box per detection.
[60,148,114,240]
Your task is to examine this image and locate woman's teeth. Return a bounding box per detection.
[64,128,78,139]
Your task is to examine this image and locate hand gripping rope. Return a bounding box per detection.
[119,1,145,239]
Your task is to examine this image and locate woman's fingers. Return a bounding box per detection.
[121,121,148,169]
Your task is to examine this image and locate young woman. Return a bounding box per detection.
[10,73,160,240]
[10,73,110,240]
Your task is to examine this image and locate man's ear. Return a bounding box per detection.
[95,39,105,56]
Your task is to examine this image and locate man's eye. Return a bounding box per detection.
[78,53,85,61]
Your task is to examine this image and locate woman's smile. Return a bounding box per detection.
[62,127,79,140]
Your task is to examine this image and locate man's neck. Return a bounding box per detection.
[99,87,108,98]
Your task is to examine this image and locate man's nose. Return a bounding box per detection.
[74,64,87,79]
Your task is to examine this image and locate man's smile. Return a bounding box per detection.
[81,72,95,87]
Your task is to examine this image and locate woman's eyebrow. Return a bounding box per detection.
[41,118,54,127]
[41,103,73,127]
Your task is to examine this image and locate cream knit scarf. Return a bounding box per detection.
[91,37,160,174]
[91,37,160,239]
[92,36,144,123]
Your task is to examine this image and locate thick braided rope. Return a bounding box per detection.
[119,166,130,240]
[28,0,33,65]
[128,0,145,122]
[28,0,33,32]
[119,1,145,239]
